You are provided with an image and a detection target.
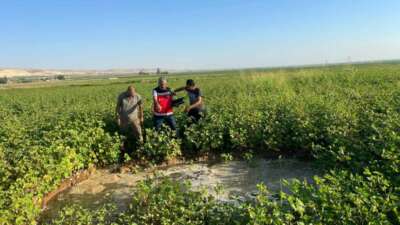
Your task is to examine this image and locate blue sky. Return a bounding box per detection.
[1,0,400,70]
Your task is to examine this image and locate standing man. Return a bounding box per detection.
[174,79,205,123]
[153,77,177,132]
[116,85,144,145]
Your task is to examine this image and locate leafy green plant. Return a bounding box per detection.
[137,128,181,163]
[220,153,233,162]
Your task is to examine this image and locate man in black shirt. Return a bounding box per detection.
[174,79,205,123]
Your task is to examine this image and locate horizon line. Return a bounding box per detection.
[1,58,399,74]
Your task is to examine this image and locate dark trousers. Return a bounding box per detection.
[188,108,204,123]
[153,115,177,131]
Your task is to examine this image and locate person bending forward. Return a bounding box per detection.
[175,79,205,123]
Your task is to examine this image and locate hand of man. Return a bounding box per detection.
[184,106,191,113]
[155,103,161,112]
[116,115,121,126]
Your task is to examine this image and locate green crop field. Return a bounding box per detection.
[1,63,400,224]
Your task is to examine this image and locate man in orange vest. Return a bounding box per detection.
[152,77,177,132]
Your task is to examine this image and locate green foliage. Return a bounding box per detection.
[48,173,399,224]
[0,76,8,84]
[55,75,65,80]
[121,178,211,224]
[220,153,233,162]
[137,128,181,163]
[245,170,400,224]
[49,177,249,225]
[49,204,117,225]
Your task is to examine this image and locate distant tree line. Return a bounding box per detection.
[138,68,168,75]
[0,76,8,84]
[156,68,168,75]
[55,75,65,80]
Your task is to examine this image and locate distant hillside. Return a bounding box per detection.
[0,68,164,78]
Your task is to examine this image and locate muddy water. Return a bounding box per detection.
[41,158,317,221]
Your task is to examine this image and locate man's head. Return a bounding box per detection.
[127,85,136,97]
[186,79,195,90]
[158,77,167,89]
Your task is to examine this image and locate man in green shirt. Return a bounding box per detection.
[116,85,144,144]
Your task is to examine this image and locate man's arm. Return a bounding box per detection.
[174,86,186,93]
[116,96,122,116]
[186,96,203,112]
[116,96,122,125]
[139,101,144,123]
[153,90,161,112]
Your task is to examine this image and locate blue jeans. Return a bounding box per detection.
[153,115,177,131]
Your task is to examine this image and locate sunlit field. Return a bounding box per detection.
[1,63,400,224]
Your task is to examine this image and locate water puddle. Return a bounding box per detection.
[40,158,317,221]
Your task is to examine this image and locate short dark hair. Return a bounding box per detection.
[127,85,135,91]
[186,79,195,86]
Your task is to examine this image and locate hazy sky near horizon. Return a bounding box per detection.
[1,0,400,70]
